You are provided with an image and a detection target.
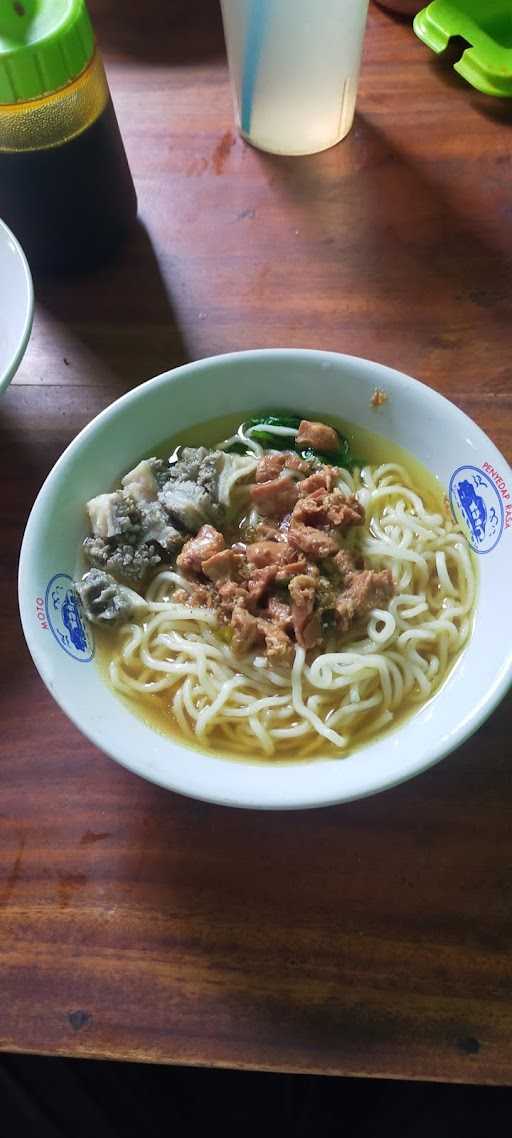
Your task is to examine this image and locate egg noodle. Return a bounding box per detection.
[107,457,476,759]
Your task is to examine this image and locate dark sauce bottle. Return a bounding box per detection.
[0,1,137,273]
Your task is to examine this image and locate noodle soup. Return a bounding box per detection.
[77,412,476,762]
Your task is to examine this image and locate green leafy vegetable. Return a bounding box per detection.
[249,433,292,450]
[224,440,251,455]
[297,441,355,470]
[246,415,301,431]
[243,414,301,450]
[235,412,364,469]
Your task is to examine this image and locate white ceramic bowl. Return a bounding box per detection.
[0,219,33,395]
[19,350,512,810]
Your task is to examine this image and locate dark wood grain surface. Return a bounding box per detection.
[2,1,512,1082]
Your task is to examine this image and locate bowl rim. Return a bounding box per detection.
[18,348,512,809]
[0,217,34,396]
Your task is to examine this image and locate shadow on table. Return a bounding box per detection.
[0,220,187,583]
[372,4,417,26]
[252,113,512,351]
[35,218,188,394]
[425,45,512,124]
[89,0,226,65]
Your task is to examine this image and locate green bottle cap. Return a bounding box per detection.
[0,0,94,104]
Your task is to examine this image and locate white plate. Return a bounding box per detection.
[0,218,33,395]
[18,350,512,810]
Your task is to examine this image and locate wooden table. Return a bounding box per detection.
[2,0,512,1083]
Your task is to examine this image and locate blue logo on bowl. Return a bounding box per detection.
[449,466,504,554]
[44,573,94,661]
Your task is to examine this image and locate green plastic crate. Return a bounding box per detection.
[414,1,512,97]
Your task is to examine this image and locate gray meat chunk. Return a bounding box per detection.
[82,448,228,587]
[82,498,184,585]
[165,447,226,497]
[121,458,164,505]
[86,490,139,540]
[159,448,227,529]
[196,450,225,497]
[158,479,218,532]
[166,447,211,484]
[76,569,147,626]
[83,536,162,582]
[138,500,186,553]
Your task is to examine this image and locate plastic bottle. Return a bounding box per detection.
[0,0,137,272]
